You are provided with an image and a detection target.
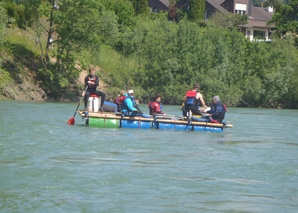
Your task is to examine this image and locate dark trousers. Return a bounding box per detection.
[84,90,105,108]
[185,104,202,116]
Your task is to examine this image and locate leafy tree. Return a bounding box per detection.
[252,0,262,7]
[189,0,205,21]
[270,0,298,34]
[132,0,148,16]
[0,3,9,46]
[208,12,248,29]
[31,0,119,98]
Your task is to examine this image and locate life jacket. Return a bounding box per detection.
[88,76,97,89]
[186,90,201,107]
[115,96,125,105]
[148,101,162,115]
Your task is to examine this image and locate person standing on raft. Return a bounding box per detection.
[82,67,106,112]
[182,83,207,116]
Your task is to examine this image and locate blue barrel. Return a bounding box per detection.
[121,119,152,129]
[158,122,193,131]
[193,125,223,132]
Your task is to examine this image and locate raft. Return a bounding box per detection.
[78,111,233,132]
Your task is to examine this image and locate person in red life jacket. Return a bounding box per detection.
[114,90,126,112]
[82,67,106,112]
[148,94,165,116]
[182,83,207,116]
[207,96,226,123]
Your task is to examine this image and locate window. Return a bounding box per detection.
[235,3,246,15]
[253,30,265,39]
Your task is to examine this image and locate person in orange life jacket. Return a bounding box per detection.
[122,90,151,118]
[82,67,106,112]
[114,90,126,112]
[207,96,226,123]
[148,94,165,116]
[182,83,207,116]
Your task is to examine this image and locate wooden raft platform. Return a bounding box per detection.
[78,111,233,128]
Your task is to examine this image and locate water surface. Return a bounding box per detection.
[0,101,298,212]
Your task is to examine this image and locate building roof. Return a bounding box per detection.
[249,6,273,22]
[239,20,275,28]
[159,0,170,7]
[207,0,230,14]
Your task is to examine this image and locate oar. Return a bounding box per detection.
[67,86,88,125]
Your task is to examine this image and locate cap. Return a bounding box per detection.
[128,90,134,94]
[213,96,220,101]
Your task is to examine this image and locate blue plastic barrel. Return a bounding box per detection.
[121,119,152,129]
[193,125,223,132]
[158,122,193,131]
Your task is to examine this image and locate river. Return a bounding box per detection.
[0,100,298,212]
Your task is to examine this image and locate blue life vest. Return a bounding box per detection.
[186,90,197,105]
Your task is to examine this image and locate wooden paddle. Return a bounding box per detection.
[67,86,88,125]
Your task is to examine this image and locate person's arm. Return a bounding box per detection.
[94,76,99,87]
[154,103,164,114]
[197,93,207,107]
[182,96,187,102]
[84,76,88,88]
[82,76,89,96]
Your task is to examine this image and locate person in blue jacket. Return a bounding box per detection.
[122,90,151,118]
[207,96,226,123]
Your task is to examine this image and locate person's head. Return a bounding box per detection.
[154,94,162,102]
[128,90,134,97]
[213,96,220,103]
[89,66,95,76]
[120,90,125,96]
[193,84,200,90]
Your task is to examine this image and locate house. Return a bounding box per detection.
[148,0,275,41]
[205,0,275,41]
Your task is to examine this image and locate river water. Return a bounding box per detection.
[0,100,298,212]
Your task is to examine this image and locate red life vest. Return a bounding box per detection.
[88,76,97,88]
[148,101,162,115]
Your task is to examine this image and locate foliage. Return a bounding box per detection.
[1,0,298,109]
[253,0,262,7]
[189,0,205,21]
[0,3,9,46]
[207,12,248,29]
[131,0,148,16]
[270,0,298,34]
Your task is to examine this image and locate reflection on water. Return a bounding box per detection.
[0,101,298,212]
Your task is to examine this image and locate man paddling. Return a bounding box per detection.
[82,67,105,112]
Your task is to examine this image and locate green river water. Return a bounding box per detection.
[0,100,298,212]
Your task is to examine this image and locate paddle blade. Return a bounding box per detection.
[67,117,75,125]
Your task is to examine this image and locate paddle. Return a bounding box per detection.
[67,86,88,125]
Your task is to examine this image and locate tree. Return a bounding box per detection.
[189,0,205,21]
[270,0,298,34]
[132,0,148,16]
[32,0,119,97]
[0,3,9,46]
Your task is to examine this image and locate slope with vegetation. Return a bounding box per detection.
[0,0,297,108]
